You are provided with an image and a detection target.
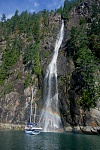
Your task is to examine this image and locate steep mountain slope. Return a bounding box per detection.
[0,0,100,134]
[58,0,100,134]
[0,11,62,128]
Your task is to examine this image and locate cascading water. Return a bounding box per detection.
[40,20,64,132]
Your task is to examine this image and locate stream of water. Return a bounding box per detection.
[40,20,64,132]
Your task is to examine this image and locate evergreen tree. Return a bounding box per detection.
[1,13,6,22]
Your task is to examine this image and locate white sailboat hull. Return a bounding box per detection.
[25,126,42,135]
[25,130,40,135]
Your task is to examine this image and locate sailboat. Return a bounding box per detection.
[25,88,42,135]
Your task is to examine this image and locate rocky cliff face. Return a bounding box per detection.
[58,0,100,134]
[0,13,62,128]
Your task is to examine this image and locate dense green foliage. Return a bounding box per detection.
[0,8,57,86]
[0,0,100,109]
[66,1,100,109]
[0,37,21,85]
[24,72,32,88]
[62,0,84,20]
[0,9,49,85]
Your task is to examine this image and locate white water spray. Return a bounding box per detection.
[40,20,64,132]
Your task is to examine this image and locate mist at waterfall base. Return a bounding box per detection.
[40,21,64,132]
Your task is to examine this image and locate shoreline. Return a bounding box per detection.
[64,126,100,135]
[0,123,100,135]
[0,123,24,130]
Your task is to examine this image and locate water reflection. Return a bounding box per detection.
[24,132,100,150]
[0,130,100,150]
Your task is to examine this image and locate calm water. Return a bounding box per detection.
[0,130,100,150]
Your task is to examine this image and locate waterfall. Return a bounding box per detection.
[40,20,64,132]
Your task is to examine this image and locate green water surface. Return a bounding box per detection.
[0,130,100,150]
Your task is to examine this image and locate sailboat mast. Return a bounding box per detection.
[34,103,36,123]
[30,87,33,123]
